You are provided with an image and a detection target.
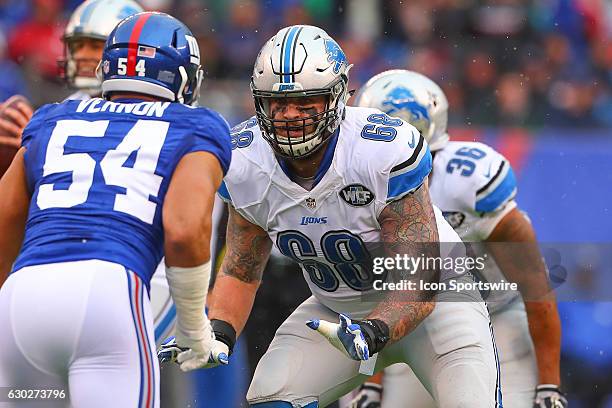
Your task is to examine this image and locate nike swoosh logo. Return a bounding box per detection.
[407,132,416,148]
[484,163,492,178]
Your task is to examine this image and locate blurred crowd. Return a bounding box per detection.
[1,1,611,406]
[1,0,611,127]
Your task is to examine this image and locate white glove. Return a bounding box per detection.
[158,335,229,371]
[306,314,370,361]
[533,384,568,408]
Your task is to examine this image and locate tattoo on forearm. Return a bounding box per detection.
[372,183,440,342]
[219,210,272,284]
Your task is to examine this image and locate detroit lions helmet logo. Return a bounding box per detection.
[118,5,141,19]
[382,86,431,134]
[324,39,347,74]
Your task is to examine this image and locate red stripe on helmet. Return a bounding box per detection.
[127,13,152,76]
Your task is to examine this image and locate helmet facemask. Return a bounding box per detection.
[61,35,106,95]
[252,75,348,159]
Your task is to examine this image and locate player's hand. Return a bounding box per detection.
[0,95,33,147]
[348,383,382,408]
[533,384,568,408]
[158,336,229,371]
[306,313,369,361]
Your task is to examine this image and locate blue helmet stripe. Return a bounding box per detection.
[282,26,300,83]
[80,0,100,25]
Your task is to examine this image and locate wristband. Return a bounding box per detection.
[357,319,390,355]
[211,319,236,355]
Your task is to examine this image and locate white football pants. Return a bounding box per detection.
[0,260,159,408]
[378,299,536,408]
[247,296,501,408]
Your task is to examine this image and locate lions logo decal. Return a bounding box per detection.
[382,86,431,134]
[324,39,347,74]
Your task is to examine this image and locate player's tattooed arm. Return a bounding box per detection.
[209,205,272,335]
[369,181,440,343]
[219,205,272,283]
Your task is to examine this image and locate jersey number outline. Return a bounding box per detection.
[360,113,403,142]
[276,230,377,292]
[445,146,486,177]
[37,119,168,224]
[230,118,257,150]
[230,131,253,150]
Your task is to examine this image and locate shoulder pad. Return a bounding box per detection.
[218,117,273,208]
[431,141,516,214]
[342,107,432,202]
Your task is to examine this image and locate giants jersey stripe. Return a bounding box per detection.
[218,180,231,202]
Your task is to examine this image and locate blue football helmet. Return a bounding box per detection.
[99,12,203,105]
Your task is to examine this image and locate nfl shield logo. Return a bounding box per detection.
[102,60,110,74]
[305,197,316,209]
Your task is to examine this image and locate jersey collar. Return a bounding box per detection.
[277,127,340,189]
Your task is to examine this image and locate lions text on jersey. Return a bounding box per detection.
[13,98,231,287]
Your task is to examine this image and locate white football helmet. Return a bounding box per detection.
[354,70,449,151]
[251,25,352,158]
[61,0,143,93]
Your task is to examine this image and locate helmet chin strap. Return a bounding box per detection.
[176,66,188,104]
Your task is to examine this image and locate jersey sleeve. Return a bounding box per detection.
[385,125,433,202]
[186,109,232,175]
[473,149,517,213]
[21,104,55,149]
[470,199,517,240]
[216,117,259,205]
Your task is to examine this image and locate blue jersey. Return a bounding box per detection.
[13,98,231,286]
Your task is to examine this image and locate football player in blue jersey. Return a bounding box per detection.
[351,70,565,408]
[161,25,501,408]
[0,12,231,408]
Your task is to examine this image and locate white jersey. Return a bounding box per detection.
[430,140,519,312]
[63,90,98,102]
[220,107,465,317]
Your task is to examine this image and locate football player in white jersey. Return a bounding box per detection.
[60,0,144,102]
[0,0,141,179]
[351,70,565,408]
[160,25,502,408]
